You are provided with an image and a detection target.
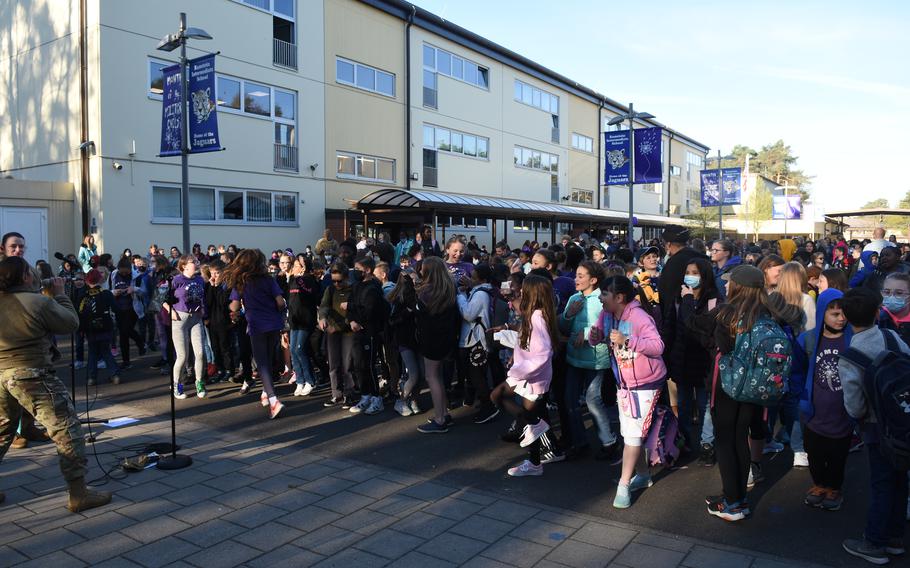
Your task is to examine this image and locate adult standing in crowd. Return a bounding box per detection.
[77,234,97,273]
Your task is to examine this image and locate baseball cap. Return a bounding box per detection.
[637,246,660,261]
[721,264,764,289]
[660,225,690,244]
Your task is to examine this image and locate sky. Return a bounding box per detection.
[411,0,910,212]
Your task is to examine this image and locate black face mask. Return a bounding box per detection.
[351,269,364,283]
[824,323,844,335]
[138,266,147,272]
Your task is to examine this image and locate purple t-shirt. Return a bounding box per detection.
[446,261,474,283]
[553,276,576,313]
[171,274,207,318]
[807,334,852,439]
[230,275,284,336]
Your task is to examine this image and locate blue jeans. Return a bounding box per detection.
[289,328,315,386]
[564,366,616,449]
[864,442,908,546]
[87,338,120,380]
[677,384,714,447]
[773,394,804,452]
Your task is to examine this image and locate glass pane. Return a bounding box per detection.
[550,154,559,173]
[356,65,375,90]
[376,71,395,96]
[513,147,521,165]
[550,95,559,114]
[377,159,394,181]
[336,153,355,175]
[219,190,243,220]
[522,148,533,168]
[532,89,541,108]
[463,135,476,157]
[540,153,550,171]
[274,193,296,222]
[216,76,241,109]
[423,125,434,148]
[452,57,463,79]
[423,148,437,168]
[153,186,180,218]
[513,80,522,100]
[464,62,477,85]
[149,61,167,94]
[273,90,295,119]
[521,83,532,105]
[451,132,462,153]
[437,50,451,75]
[244,82,271,116]
[477,138,488,159]
[532,151,541,169]
[275,123,295,145]
[189,187,215,220]
[246,191,272,222]
[477,68,488,88]
[274,0,294,17]
[357,156,376,179]
[336,59,354,83]
[423,69,436,89]
[436,129,450,151]
[423,45,435,69]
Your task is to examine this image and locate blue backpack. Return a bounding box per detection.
[718,317,794,406]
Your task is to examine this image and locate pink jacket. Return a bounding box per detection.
[591,299,666,390]
[507,310,553,394]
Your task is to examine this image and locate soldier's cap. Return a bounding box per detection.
[721,264,764,289]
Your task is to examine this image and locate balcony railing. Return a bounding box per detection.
[273,38,297,70]
[274,143,298,172]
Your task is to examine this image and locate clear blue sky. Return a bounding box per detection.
[412,0,910,211]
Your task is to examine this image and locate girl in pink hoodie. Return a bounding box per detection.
[491,275,560,477]
[589,275,666,508]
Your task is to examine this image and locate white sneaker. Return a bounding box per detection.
[349,396,371,414]
[793,451,809,468]
[409,399,421,415]
[294,383,314,397]
[365,396,384,415]
[507,460,543,477]
[394,399,413,416]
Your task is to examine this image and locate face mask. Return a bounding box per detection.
[823,323,844,335]
[351,269,364,283]
[683,275,701,288]
[883,295,908,313]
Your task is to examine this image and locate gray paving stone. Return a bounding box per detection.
[534,510,588,529]
[462,557,514,568]
[164,483,223,506]
[168,499,234,525]
[247,544,323,568]
[312,547,389,568]
[196,458,248,476]
[184,539,261,568]
[354,528,425,559]
[0,545,28,568]
[0,502,34,525]
[478,500,541,525]
[300,524,363,556]
[367,494,427,516]
[393,550,457,568]
[508,518,576,547]
[272,451,324,468]
[613,542,686,568]
[315,491,376,515]
[450,514,516,544]
[681,545,753,568]
[116,481,174,502]
[68,532,142,564]
[301,475,356,496]
[221,503,287,528]
[251,474,304,494]
[157,469,214,489]
[212,487,272,509]
[174,518,247,548]
[14,504,76,534]
[276,505,342,532]
[376,470,424,486]
[399,480,455,501]
[235,449,284,464]
[332,465,383,482]
[65,510,137,539]
[633,532,693,554]
[261,488,323,511]
[9,527,85,558]
[90,558,145,568]
[286,461,340,481]
[572,522,637,550]
[391,511,457,539]
[0,521,32,544]
[202,472,259,492]
[124,536,201,568]
[349,477,407,500]
[417,531,489,564]
[450,489,497,506]
[116,498,181,521]
[233,521,306,552]
[481,535,550,568]
[546,538,616,568]
[239,460,293,479]
[9,549,86,568]
[332,507,398,535]
[422,496,484,520]
[121,514,192,543]
[751,558,816,568]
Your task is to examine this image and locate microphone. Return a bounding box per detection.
[54,252,66,261]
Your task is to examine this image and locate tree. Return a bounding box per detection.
[739,186,773,241]
[861,198,907,231]
[683,205,720,240]
[861,198,890,209]
[898,190,910,209]
[724,140,812,202]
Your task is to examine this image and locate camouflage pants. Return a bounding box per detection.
[0,368,87,482]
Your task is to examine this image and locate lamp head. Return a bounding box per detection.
[185,27,213,40]
[156,34,180,51]
[607,115,625,126]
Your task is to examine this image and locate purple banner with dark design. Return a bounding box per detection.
[633,127,662,184]
[159,63,182,157]
[604,131,631,185]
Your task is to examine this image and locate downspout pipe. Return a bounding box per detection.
[596,99,604,210]
[666,131,674,217]
[79,0,90,236]
[405,5,416,190]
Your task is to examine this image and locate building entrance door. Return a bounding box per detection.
[0,206,48,265]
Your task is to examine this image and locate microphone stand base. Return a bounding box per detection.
[157,454,192,470]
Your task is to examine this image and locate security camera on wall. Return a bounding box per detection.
[112,161,123,171]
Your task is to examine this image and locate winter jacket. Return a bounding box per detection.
[507,310,552,394]
[0,286,79,369]
[559,290,610,369]
[318,284,352,334]
[879,307,910,347]
[346,277,387,334]
[415,297,460,361]
[205,282,233,327]
[457,283,493,349]
[287,275,320,330]
[657,247,705,356]
[713,256,742,301]
[669,292,718,388]
[590,299,666,390]
[77,245,96,272]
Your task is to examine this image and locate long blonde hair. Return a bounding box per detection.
[777,262,808,308]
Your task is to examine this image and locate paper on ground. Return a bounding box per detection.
[105,417,140,428]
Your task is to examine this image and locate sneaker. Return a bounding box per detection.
[613,483,631,509]
[747,463,764,490]
[97,360,107,369]
[394,399,413,417]
[323,397,343,408]
[341,396,356,409]
[269,399,284,419]
[540,450,566,464]
[804,485,827,508]
[417,420,449,434]
[595,442,621,462]
[820,489,844,511]
[842,538,889,565]
[74,361,86,370]
[349,396,371,414]
[507,460,543,477]
[365,396,384,415]
[886,538,906,556]
[294,383,314,397]
[239,382,252,395]
[519,419,550,448]
[698,443,716,467]
[287,372,298,386]
[260,392,269,407]
[629,473,653,492]
[427,414,454,427]
[793,451,809,468]
[409,399,421,415]
[763,441,784,454]
[472,406,500,424]
[707,499,747,522]
[195,380,207,398]
[110,374,121,385]
[173,385,187,400]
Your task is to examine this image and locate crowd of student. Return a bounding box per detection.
[4,223,910,564]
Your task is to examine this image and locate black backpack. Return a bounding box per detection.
[80,290,113,333]
[841,329,910,471]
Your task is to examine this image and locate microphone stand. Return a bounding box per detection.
[156,309,191,470]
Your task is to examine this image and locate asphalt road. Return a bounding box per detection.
[63,351,887,568]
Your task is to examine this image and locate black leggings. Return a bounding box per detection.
[492,383,544,465]
[803,426,851,490]
[250,330,280,398]
[114,308,143,364]
[711,386,761,504]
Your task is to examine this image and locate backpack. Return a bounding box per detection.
[643,404,685,467]
[80,291,112,333]
[717,316,794,406]
[840,329,910,471]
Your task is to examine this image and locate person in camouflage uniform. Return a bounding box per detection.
[0,255,112,512]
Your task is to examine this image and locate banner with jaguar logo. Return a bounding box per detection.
[604,131,631,185]
[187,54,221,153]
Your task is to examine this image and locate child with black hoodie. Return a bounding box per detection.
[205,260,234,382]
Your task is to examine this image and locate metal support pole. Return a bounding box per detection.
[627,102,635,250]
[491,217,497,252]
[717,149,723,240]
[179,12,190,255]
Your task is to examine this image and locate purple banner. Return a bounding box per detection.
[772,195,802,220]
[633,127,662,184]
[159,63,182,157]
[604,131,631,185]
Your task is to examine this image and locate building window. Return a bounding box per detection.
[424,124,489,160]
[514,79,559,114]
[335,57,395,97]
[570,189,594,205]
[217,76,241,109]
[571,133,594,153]
[148,59,169,96]
[686,151,703,182]
[152,185,296,225]
[514,145,559,174]
[244,82,271,116]
[423,44,489,90]
[670,165,681,177]
[336,151,395,183]
[234,0,294,19]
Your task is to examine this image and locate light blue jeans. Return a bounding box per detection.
[289,328,315,386]
[565,366,617,448]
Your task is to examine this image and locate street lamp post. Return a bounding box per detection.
[608,103,655,250]
[157,12,213,255]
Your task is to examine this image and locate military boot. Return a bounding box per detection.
[66,478,112,513]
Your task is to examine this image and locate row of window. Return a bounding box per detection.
[335,57,395,98]
[569,189,594,205]
[423,44,489,89]
[438,216,489,228]
[514,79,559,115]
[571,133,593,153]
[151,186,297,224]
[422,125,489,159]
[336,152,396,183]
[513,145,559,173]
[234,0,294,19]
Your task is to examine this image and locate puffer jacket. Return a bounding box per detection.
[591,299,666,390]
[559,291,610,370]
[0,286,79,369]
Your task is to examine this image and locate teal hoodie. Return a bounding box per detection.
[559,290,610,369]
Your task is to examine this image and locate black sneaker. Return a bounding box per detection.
[323,397,343,408]
[540,450,566,464]
[341,397,356,409]
[138,346,147,356]
[472,407,500,424]
[842,538,888,565]
[594,442,621,461]
[428,414,454,427]
[698,443,716,467]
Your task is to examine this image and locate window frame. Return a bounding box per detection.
[423,124,490,161]
[422,43,490,91]
[514,79,559,114]
[335,56,396,98]
[571,132,594,153]
[514,145,559,174]
[150,184,298,226]
[336,151,396,184]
